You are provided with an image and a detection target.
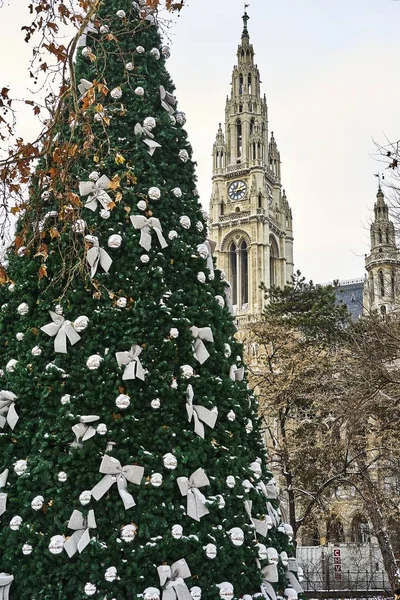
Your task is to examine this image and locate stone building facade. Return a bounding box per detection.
[208,11,293,327]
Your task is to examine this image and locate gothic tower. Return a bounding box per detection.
[209,10,294,325]
[363,185,400,315]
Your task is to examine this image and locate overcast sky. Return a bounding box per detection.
[1,0,400,283]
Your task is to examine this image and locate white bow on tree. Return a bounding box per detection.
[0,391,18,430]
[229,364,245,382]
[244,500,271,538]
[64,509,97,558]
[91,455,144,510]
[186,385,217,438]
[134,122,162,156]
[130,215,168,252]
[157,559,192,600]
[177,468,210,522]
[190,326,214,365]
[41,311,81,353]
[79,175,112,212]
[115,345,145,381]
[85,235,112,277]
[0,469,9,516]
[71,415,100,447]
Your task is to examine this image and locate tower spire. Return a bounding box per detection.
[242,4,250,39]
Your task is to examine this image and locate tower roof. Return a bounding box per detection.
[242,6,250,40]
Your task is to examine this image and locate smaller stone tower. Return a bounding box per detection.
[363,185,400,315]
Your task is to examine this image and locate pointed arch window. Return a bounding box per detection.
[241,241,249,306]
[248,73,252,95]
[228,238,249,310]
[220,202,225,216]
[392,271,396,296]
[386,228,390,244]
[250,118,255,136]
[239,74,244,95]
[258,192,262,209]
[236,119,242,159]
[229,242,238,306]
[378,229,383,244]
[379,270,385,297]
[270,236,279,288]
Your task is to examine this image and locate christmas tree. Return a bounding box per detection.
[0,2,302,598]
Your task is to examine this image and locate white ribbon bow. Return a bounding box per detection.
[91,455,144,510]
[77,20,97,47]
[79,175,112,212]
[205,239,216,277]
[262,563,279,584]
[256,480,278,500]
[159,85,177,115]
[157,559,192,600]
[285,560,303,594]
[134,123,162,156]
[229,364,245,382]
[0,391,18,430]
[224,281,235,316]
[0,469,9,516]
[71,415,100,447]
[0,573,14,600]
[115,345,145,381]
[244,500,270,538]
[41,311,81,354]
[130,215,168,252]
[85,235,112,277]
[64,509,97,557]
[177,468,210,522]
[190,326,214,365]
[186,385,217,439]
[77,78,93,97]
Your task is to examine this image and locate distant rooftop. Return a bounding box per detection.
[321,278,365,321]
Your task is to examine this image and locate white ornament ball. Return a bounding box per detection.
[111,87,123,100]
[227,410,236,422]
[172,187,182,197]
[170,378,178,389]
[105,566,118,582]
[284,589,298,600]
[137,200,147,211]
[135,86,145,96]
[125,62,134,71]
[116,297,127,308]
[196,221,204,232]
[178,149,189,163]
[74,315,89,332]
[267,547,279,564]
[229,527,245,546]
[10,515,23,530]
[108,234,122,249]
[163,452,177,470]
[197,272,206,284]
[140,255,150,264]
[197,244,209,260]
[54,304,63,315]
[100,25,109,34]
[280,551,289,567]
[175,112,186,126]
[215,295,225,308]
[79,490,92,506]
[6,359,18,372]
[179,215,191,229]
[14,459,27,476]
[58,471,67,482]
[84,583,97,596]
[89,171,99,181]
[171,524,183,539]
[148,186,161,201]
[161,46,171,58]
[73,219,86,233]
[190,587,202,600]
[82,47,91,58]
[48,535,65,555]
[216,494,225,509]
[201,210,209,221]
[257,543,268,561]
[169,328,179,339]
[136,45,145,53]
[217,583,234,600]
[245,419,253,434]
[121,524,137,542]
[17,246,27,256]
[116,9,126,18]
[150,472,163,487]
[150,48,160,59]
[144,588,161,600]
[100,209,111,220]
[168,230,178,241]
[8,283,15,292]
[144,116,156,131]
[16,332,24,341]
[86,354,103,370]
[61,394,71,405]
[22,543,33,555]
[31,495,44,511]
[224,344,231,358]
[204,543,217,559]
[226,475,236,489]
[250,461,262,480]
[116,394,130,410]
[17,302,29,315]
[151,398,161,409]
[181,364,194,379]
[97,423,107,435]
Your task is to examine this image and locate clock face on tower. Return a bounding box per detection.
[228,180,247,201]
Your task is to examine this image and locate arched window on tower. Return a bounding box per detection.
[248,73,252,95]
[379,270,385,297]
[386,228,390,244]
[239,74,244,95]
[252,143,256,161]
[229,242,237,306]
[258,192,262,209]
[239,104,243,113]
[270,236,279,288]
[236,119,242,159]
[250,118,255,136]
[378,229,383,244]
[258,141,261,161]
[241,241,249,307]
[370,274,375,304]
[392,271,396,297]
[220,202,225,216]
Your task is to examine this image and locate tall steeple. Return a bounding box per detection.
[209,11,294,326]
[364,186,400,315]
